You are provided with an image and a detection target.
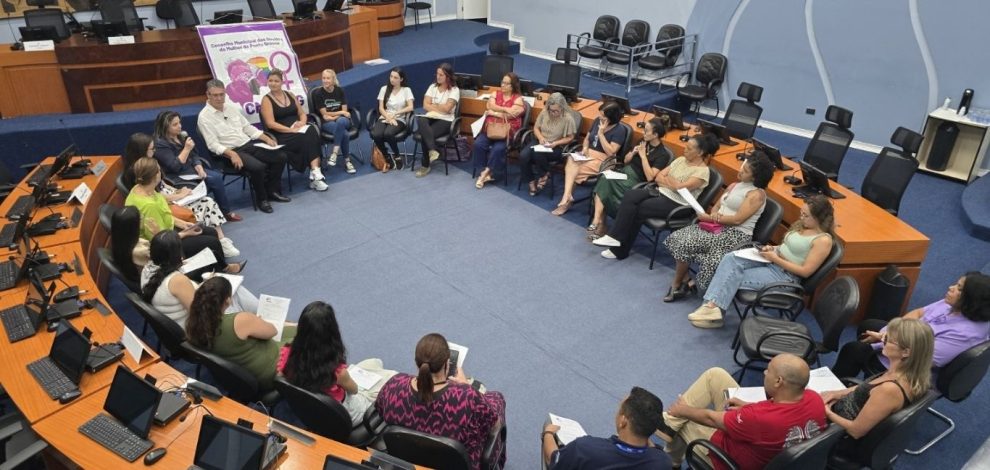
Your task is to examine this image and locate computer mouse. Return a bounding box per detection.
[144,447,167,465]
[58,389,81,404]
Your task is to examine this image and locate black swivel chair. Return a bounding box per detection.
[472,101,533,186]
[23,9,71,41]
[123,292,195,365]
[101,0,148,32]
[365,109,412,168]
[306,90,365,168]
[641,167,724,270]
[247,0,277,19]
[676,52,728,118]
[381,423,506,470]
[803,105,854,181]
[602,20,650,77]
[636,24,685,90]
[404,0,431,30]
[686,423,845,470]
[182,341,280,406]
[172,0,200,27]
[722,82,764,140]
[576,15,620,77]
[547,47,581,97]
[410,101,460,175]
[750,197,783,246]
[481,40,514,87]
[207,150,258,211]
[860,126,923,216]
[272,376,383,447]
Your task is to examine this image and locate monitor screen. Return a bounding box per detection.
[650,105,685,131]
[193,415,267,470]
[323,0,345,11]
[49,322,91,385]
[212,9,243,24]
[600,93,636,116]
[324,454,377,470]
[49,144,76,178]
[103,366,162,439]
[453,73,481,91]
[697,118,731,145]
[90,20,129,40]
[545,83,577,103]
[19,26,60,42]
[751,138,791,171]
[292,0,317,18]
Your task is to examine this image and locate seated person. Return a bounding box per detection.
[198,79,289,213]
[662,152,774,300]
[259,68,327,191]
[473,72,525,189]
[587,117,673,240]
[375,333,506,470]
[542,386,671,469]
[518,92,576,195]
[593,133,717,260]
[414,62,460,178]
[824,318,934,458]
[371,67,415,171]
[277,301,397,425]
[152,110,240,221]
[124,157,245,277]
[110,206,149,285]
[687,194,835,329]
[832,272,990,379]
[313,68,357,174]
[657,354,827,470]
[140,230,258,329]
[552,101,627,215]
[185,276,296,391]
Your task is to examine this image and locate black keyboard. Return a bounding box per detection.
[4,195,33,220]
[0,223,15,247]
[27,357,76,399]
[0,260,18,290]
[1,305,34,342]
[79,414,153,462]
[27,165,52,188]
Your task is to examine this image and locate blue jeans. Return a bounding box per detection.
[473,133,507,172]
[321,116,351,158]
[202,168,231,214]
[703,252,799,310]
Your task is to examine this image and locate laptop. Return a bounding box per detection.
[78,366,161,462]
[651,105,688,131]
[189,415,287,470]
[323,454,378,470]
[26,321,91,400]
[697,118,735,146]
[0,271,53,342]
[794,161,845,200]
[751,137,792,171]
[323,0,347,12]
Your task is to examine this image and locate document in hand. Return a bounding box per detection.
[257,294,291,341]
[568,151,590,162]
[807,367,846,393]
[179,248,218,274]
[447,341,468,377]
[548,413,588,445]
[471,116,485,137]
[254,142,285,150]
[348,365,383,390]
[732,247,771,263]
[175,181,208,206]
[602,170,628,180]
[295,124,310,134]
[676,187,705,214]
[725,387,767,402]
[203,273,244,297]
[531,144,554,153]
[179,174,202,181]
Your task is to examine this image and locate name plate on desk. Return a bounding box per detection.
[90,160,108,176]
[107,35,136,45]
[23,40,55,51]
[67,182,92,205]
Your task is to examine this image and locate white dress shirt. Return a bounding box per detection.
[197,101,264,156]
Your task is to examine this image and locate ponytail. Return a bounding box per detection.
[417,362,435,403]
[413,333,450,404]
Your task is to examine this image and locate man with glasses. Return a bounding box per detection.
[197,79,289,213]
[655,354,827,469]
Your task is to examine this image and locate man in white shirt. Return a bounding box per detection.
[197,79,289,213]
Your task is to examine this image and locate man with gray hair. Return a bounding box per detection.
[198,79,288,213]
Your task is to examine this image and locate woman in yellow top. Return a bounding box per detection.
[124,157,245,277]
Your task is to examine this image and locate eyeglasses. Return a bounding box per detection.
[207,92,225,98]
[881,333,899,347]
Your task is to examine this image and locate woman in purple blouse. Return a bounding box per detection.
[832,272,990,378]
[374,333,506,469]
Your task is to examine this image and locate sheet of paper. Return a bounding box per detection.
[531,144,554,153]
[67,182,92,205]
[448,341,468,371]
[676,187,705,214]
[602,170,628,180]
[348,364,384,390]
[726,387,767,402]
[120,326,147,364]
[180,248,218,274]
[733,247,771,263]
[807,367,847,393]
[294,124,310,134]
[91,160,108,176]
[364,58,390,65]
[174,180,207,206]
[203,273,244,297]
[254,142,285,150]
[548,413,588,445]
[522,96,536,106]
[179,174,202,181]
[417,111,446,120]
[257,294,291,341]
[470,116,485,138]
[477,93,491,100]
[568,151,590,162]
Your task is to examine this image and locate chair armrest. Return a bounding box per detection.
[729,240,758,252]
[674,72,692,91]
[755,330,815,361]
[746,281,805,320]
[686,439,738,470]
[361,405,386,437]
[448,116,462,135]
[664,204,698,228]
[307,112,322,126]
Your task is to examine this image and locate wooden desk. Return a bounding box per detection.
[32,362,379,469]
[346,6,381,62]
[353,0,404,36]
[0,48,70,118]
[459,88,598,136]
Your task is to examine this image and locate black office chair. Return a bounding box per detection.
[404,0,431,30]
[686,423,845,470]
[546,47,582,97]
[306,90,365,168]
[208,151,258,211]
[382,422,506,470]
[98,203,117,233]
[123,292,193,364]
[473,101,533,186]
[272,376,383,447]
[541,105,585,199]
[0,408,48,470]
[410,101,460,175]
[365,108,413,169]
[641,167,724,270]
[101,0,148,32]
[247,0,277,19]
[750,197,783,245]
[603,20,650,77]
[722,82,764,140]
[732,276,858,381]
[803,105,854,181]
[97,247,142,296]
[860,126,923,216]
[172,0,200,27]
[676,52,728,117]
[905,340,990,455]
[182,341,280,406]
[23,9,71,41]
[637,24,685,90]
[481,40,514,87]
[576,15,620,77]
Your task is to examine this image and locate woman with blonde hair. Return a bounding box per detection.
[312,69,357,174]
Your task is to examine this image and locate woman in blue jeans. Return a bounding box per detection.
[473,72,524,189]
[313,69,356,174]
[688,194,835,329]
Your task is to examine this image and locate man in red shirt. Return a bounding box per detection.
[657,354,827,469]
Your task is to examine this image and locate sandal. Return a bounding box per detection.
[225,260,248,274]
[551,199,573,216]
[662,283,688,302]
[528,180,538,196]
[476,173,493,189]
[585,223,607,240]
[535,173,550,192]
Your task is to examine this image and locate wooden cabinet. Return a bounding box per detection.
[917,108,990,183]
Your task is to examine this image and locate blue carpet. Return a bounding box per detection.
[962,174,990,241]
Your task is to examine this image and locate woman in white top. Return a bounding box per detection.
[372,67,415,171]
[414,63,460,178]
[140,230,258,329]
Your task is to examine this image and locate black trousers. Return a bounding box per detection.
[416,117,450,166]
[831,319,889,379]
[518,146,564,183]
[235,141,287,203]
[370,120,407,157]
[178,226,226,281]
[607,189,682,259]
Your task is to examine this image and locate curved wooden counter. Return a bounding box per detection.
[354,0,404,36]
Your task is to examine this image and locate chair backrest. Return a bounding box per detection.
[114,171,131,195]
[697,167,725,209]
[24,9,71,40]
[98,203,116,232]
[802,239,843,294]
[481,55,514,87]
[488,39,510,55]
[751,197,782,245]
[765,423,845,470]
[694,52,728,88]
[936,340,990,402]
[101,0,143,32]
[619,20,650,48]
[381,425,471,470]
[653,24,685,66]
[722,100,762,140]
[247,0,277,19]
[182,341,262,404]
[98,247,142,294]
[860,148,919,215]
[124,292,187,355]
[556,46,578,63]
[548,62,581,92]
[810,276,859,353]
[272,376,353,443]
[590,15,620,43]
[617,122,634,157]
[890,126,923,156]
[173,0,200,27]
[849,389,939,469]
[804,105,853,178]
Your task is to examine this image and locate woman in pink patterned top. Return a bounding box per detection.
[375,333,506,469]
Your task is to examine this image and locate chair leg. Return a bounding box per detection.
[648,231,659,270]
[905,407,954,455]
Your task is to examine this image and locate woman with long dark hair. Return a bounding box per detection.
[371,67,414,171]
[414,63,460,177]
[551,101,627,215]
[186,277,296,391]
[278,301,396,424]
[110,206,146,284]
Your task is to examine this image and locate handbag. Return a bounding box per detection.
[485,116,511,140]
[169,204,196,224]
[699,221,723,234]
[371,146,388,172]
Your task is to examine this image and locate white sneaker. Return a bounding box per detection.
[310,178,329,191]
[328,153,338,166]
[344,159,356,174]
[428,150,440,163]
[600,249,616,259]
[687,304,723,322]
[592,235,621,247]
[219,237,240,258]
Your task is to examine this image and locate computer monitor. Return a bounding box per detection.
[323,454,377,470]
[751,137,792,171]
[651,105,687,131]
[49,144,77,178]
[544,83,578,103]
[48,322,91,387]
[518,79,535,97]
[454,73,481,91]
[600,93,637,116]
[697,118,733,146]
[211,9,243,24]
[192,415,267,470]
[22,8,70,40]
[90,20,129,40]
[798,161,844,199]
[322,0,345,11]
[292,0,317,19]
[4,206,33,249]
[103,367,162,440]
[18,26,60,42]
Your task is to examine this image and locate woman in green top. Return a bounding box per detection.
[186,277,296,391]
[124,157,245,276]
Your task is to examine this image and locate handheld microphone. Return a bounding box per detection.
[179,131,190,143]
